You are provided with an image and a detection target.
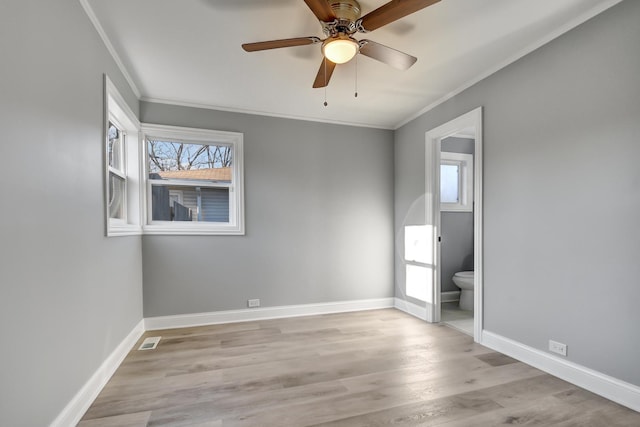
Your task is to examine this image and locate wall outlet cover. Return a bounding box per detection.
[247,299,260,308]
[549,339,567,356]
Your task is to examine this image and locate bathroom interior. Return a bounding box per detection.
[439,135,475,335]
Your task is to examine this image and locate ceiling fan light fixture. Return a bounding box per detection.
[322,37,359,64]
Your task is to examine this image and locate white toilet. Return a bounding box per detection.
[452,271,475,311]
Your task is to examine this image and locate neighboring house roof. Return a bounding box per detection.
[157,167,231,181]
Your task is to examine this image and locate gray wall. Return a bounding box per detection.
[140,102,395,317]
[0,1,143,426]
[395,0,640,386]
[440,137,474,293]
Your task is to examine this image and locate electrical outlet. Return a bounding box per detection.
[549,340,567,356]
[247,299,260,308]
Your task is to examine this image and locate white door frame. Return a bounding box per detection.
[425,107,484,342]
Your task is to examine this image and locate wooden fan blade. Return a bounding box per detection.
[359,0,440,32]
[313,57,337,88]
[303,0,337,22]
[359,40,417,70]
[242,37,321,52]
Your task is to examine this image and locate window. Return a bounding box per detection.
[107,121,125,220]
[141,124,244,235]
[104,76,141,236]
[440,152,473,212]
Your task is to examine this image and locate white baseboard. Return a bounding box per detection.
[50,319,145,427]
[482,331,640,413]
[145,298,395,330]
[441,291,461,303]
[394,297,428,321]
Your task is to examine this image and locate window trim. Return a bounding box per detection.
[104,75,142,236]
[440,151,473,212]
[141,123,245,236]
[107,119,127,223]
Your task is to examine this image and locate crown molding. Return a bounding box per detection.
[78,0,141,99]
[394,0,625,129]
[140,96,393,130]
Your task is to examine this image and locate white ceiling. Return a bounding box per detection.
[84,0,620,129]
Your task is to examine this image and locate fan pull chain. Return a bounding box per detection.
[354,54,358,98]
[323,59,328,107]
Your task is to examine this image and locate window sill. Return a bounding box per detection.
[142,224,245,236]
[107,224,143,237]
[441,204,473,213]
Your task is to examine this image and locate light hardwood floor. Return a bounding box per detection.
[79,309,640,426]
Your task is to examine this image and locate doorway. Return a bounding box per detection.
[425,108,483,342]
[439,137,475,336]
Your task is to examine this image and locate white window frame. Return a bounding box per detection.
[104,75,142,236]
[440,152,473,212]
[141,124,245,235]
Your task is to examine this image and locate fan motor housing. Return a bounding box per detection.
[329,0,361,22]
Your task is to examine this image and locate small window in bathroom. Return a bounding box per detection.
[440,164,460,203]
[440,152,473,212]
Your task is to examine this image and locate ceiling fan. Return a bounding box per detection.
[242,0,441,88]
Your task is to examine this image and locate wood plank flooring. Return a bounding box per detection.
[79,309,640,426]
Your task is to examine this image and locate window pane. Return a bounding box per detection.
[151,185,229,222]
[108,172,125,219]
[440,164,459,203]
[147,140,232,183]
[108,122,123,171]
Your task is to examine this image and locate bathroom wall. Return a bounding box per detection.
[440,137,474,293]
